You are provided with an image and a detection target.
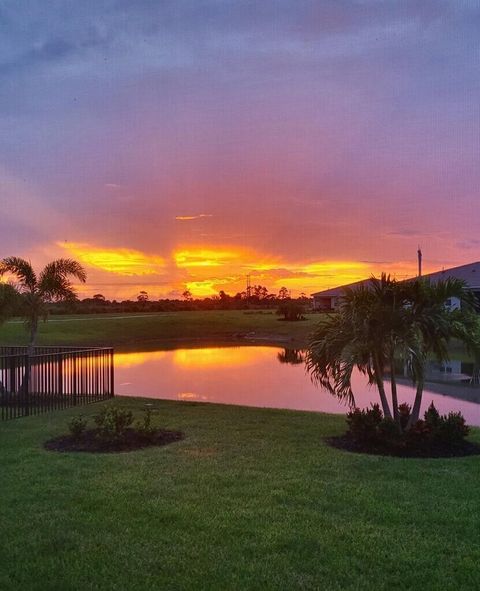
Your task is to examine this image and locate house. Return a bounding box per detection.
[311,261,480,311]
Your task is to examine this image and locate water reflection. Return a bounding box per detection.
[277,349,305,365]
[115,346,480,426]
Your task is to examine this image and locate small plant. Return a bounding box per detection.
[398,403,411,431]
[94,405,133,441]
[346,404,383,444]
[435,411,469,447]
[424,402,441,429]
[377,417,402,447]
[68,415,88,440]
[135,407,157,440]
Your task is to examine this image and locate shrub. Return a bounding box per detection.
[68,415,87,440]
[435,412,469,447]
[424,402,441,429]
[378,417,403,447]
[94,406,133,441]
[345,401,470,453]
[346,404,383,444]
[398,403,411,431]
[405,419,431,449]
[135,407,157,440]
[276,300,305,321]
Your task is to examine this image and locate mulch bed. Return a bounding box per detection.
[45,428,184,453]
[326,435,480,459]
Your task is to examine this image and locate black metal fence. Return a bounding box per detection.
[0,346,114,420]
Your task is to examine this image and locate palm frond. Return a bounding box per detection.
[38,259,86,301]
[0,257,36,291]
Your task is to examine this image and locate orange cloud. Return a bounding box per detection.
[174,247,245,268]
[58,242,165,276]
[175,214,213,221]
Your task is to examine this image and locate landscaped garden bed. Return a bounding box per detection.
[45,427,183,453]
[44,404,183,453]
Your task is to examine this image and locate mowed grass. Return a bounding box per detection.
[2,398,480,590]
[0,310,320,349]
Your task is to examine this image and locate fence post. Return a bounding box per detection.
[72,354,77,406]
[24,354,30,417]
[58,355,63,398]
[110,349,115,398]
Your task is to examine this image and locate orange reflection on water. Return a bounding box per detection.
[177,392,209,401]
[172,346,272,369]
[115,350,168,368]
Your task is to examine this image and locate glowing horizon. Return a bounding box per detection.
[51,240,430,300]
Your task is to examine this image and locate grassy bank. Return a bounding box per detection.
[0,310,320,349]
[2,398,480,590]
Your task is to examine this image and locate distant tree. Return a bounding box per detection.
[277,299,305,321]
[253,285,269,300]
[0,257,86,351]
[93,293,106,302]
[278,286,289,300]
[182,289,193,302]
[137,291,149,303]
[277,348,305,365]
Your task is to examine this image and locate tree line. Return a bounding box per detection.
[47,286,312,315]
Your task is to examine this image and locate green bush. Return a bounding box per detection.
[68,415,88,440]
[346,401,470,452]
[377,417,402,447]
[398,403,411,431]
[94,406,133,441]
[346,404,383,444]
[435,412,469,447]
[424,402,441,429]
[135,407,157,440]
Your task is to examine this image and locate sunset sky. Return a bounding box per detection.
[1,1,479,299]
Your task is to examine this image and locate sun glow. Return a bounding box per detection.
[174,248,244,268]
[54,240,426,299]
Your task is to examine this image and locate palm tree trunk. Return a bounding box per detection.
[390,352,401,431]
[20,316,38,395]
[27,317,38,356]
[373,354,392,419]
[406,378,424,430]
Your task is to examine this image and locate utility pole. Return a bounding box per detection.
[246,274,251,300]
[417,247,422,277]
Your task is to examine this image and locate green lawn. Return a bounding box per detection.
[2,398,480,590]
[0,310,320,349]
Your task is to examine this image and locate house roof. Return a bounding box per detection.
[311,261,480,298]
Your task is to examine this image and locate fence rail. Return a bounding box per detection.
[0,346,114,420]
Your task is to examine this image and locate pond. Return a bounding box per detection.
[115,346,480,426]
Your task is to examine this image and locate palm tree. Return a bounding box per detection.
[306,275,400,420]
[402,277,479,427]
[306,274,480,432]
[0,257,86,350]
